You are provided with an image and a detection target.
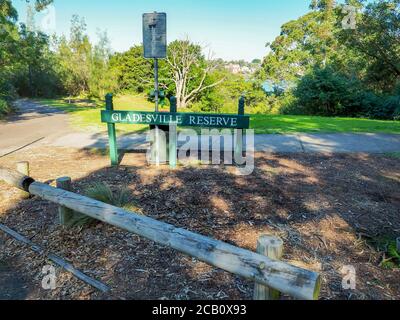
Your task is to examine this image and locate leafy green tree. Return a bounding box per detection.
[0,0,55,115]
[109,45,153,93]
[16,24,60,96]
[88,31,118,98]
[340,0,400,92]
[293,66,361,116]
[55,15,92,97]
[258,0,343,84]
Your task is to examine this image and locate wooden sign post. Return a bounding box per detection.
[105,93,118,166]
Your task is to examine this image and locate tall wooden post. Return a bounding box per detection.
[235,96,245,163]
[56,177,75,226]
[254,235,284,300]
[169,96,178,169]
[16,161,30,199]
[106,93,118,166]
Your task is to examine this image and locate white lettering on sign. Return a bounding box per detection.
[107,112,246,128]
[111,113,120,122]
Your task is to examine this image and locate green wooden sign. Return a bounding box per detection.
[102,94,249,167]
[101,110,250,129]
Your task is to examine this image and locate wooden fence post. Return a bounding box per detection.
[235,96,245,164]
[254,235,284,300]
[16,161,30,199]
[56,177,75,226]
[169,96,177,169]
[105,93,119,166]
[397,237,400,253]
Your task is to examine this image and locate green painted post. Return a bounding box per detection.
[235,96,245,163]
[169,96,177,169]
[105,93,118,166]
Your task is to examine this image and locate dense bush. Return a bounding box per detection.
[364,94,400,120]
[0,99,12,118]
[292,67,400,120]
[0,75,17,118]
[293,67,359,116]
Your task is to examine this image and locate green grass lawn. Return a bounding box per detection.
[36,95,400,135]
[251,114,400,134]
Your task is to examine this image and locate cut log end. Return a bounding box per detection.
[0,167,35,192]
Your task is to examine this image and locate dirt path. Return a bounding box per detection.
[0,100,71,157]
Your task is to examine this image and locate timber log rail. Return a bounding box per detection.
[0,167,321,300]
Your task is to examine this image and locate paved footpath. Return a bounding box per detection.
[1,100,400,156]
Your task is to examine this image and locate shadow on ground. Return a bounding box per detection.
[0,148,399,300]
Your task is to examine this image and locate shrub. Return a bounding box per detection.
[293,67,362,116]
[85,182,133,208]
[67,182,137,227]
[0,99,12,118]
[362,93,400,120]
[291,67,400,120]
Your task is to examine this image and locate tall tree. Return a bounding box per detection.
[258,1,343,83]
[89,30,118,98]
[166,39,224,109]
[55,15,92,97]
[340,0,400,92]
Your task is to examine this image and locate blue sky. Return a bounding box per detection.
[13,0,316,61]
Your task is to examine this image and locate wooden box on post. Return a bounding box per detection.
[148,96,178,167]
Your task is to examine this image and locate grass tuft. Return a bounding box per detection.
[384,152,400,159]
[367,236,400,269]
[67,182,138,227]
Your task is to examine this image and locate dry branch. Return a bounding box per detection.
[0,223,110,293]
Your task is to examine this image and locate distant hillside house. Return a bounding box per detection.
[225,63,256,75]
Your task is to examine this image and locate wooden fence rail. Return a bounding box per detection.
[0,167,321,300]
